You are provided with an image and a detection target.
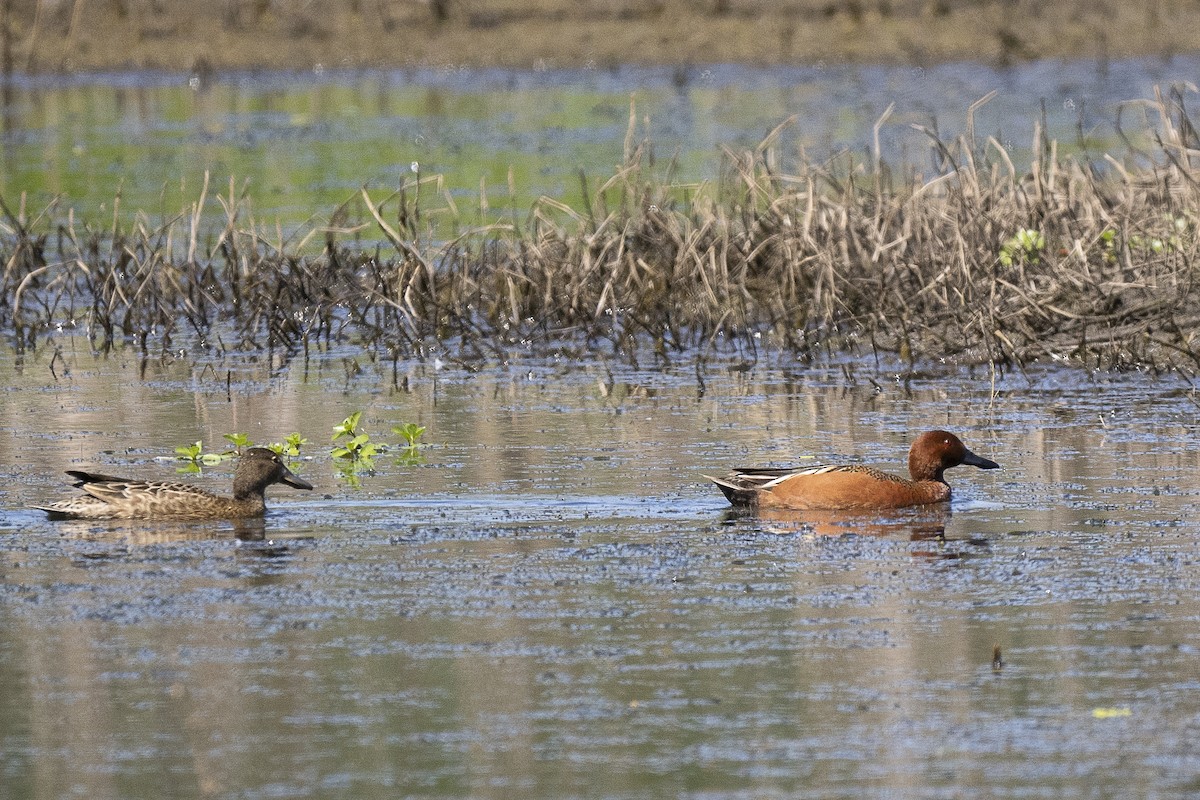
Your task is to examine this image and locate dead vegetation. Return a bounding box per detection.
[4,90,1200,375]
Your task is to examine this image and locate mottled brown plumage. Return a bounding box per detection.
[706,430,999,510]
[33,447,313,520]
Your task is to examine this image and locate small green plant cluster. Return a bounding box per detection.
[176,415,425,483]
[175,433,256,473]
[224,432,254,451]
[174,441,226,471]
[329,412,428,483]
[175,432,308,474]
[1126,214,1189,255]
[331,411,383,483]
[1095,215,1192,263]
[274,432,309,457]
[999,228,1045,267]
[393,422,427,466]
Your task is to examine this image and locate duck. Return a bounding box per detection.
[706,430,998,510]
[33,447,313,520]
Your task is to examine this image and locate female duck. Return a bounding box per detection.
[34,447,313,520]
[707,430,998,510]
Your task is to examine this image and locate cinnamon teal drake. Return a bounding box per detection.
[706,430,999,510]
[33,447,314,520]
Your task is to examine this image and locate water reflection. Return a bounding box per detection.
[7,344,1200,797]
[1,58,1198,229]
[47,515,277,545]
[726,504,949,539]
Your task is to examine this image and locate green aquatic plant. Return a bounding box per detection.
[174,440,229,473]
[393,423,425,448]
[331,411,381,466]
[222,432,255,453]
[268,432,308,457]
[175,441,228,465]
[332,412,378,485]
[392,422,427,466]
[332,411,365,443]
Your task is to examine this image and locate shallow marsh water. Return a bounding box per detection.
[3,56,1200,230]
[2,343,1200,797]
[6,53,1200,798]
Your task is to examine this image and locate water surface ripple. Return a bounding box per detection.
[2,347,1199,797]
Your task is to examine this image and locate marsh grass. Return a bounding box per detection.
[4,91,1200,375]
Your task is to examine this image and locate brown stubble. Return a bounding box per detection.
[3,95,1200,374]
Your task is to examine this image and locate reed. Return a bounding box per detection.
[3,92,1200,374]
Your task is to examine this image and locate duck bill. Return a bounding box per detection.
[281,467,314,491]
[961,449,1000,470]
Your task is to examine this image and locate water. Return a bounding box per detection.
[1,56,1198,231]
[2,342,1200,797]
[5,54,1200,797]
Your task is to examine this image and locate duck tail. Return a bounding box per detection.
[66,470,125,487]
[704,475,760,507]
[29,503,75,519]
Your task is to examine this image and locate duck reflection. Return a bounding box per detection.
[723,504,949,540]
[721,504,995,561]
[52,516,275,546]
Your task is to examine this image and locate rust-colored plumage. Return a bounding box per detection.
[33,447,313,520]
[706,430,999,510]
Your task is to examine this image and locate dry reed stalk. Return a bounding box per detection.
[3,97,1200,370]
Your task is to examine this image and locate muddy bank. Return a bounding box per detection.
[5,0,1199,74]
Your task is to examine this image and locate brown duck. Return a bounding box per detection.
[33,447,314,520]
[706,430,999,510]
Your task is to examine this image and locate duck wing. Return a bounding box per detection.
[35,471,227,520]
[735,464,906,485]
[726,464,851,488]
[66,470,134,487]
[707,464,906,507]
[705,466,829,505]
[79,479,219,505]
